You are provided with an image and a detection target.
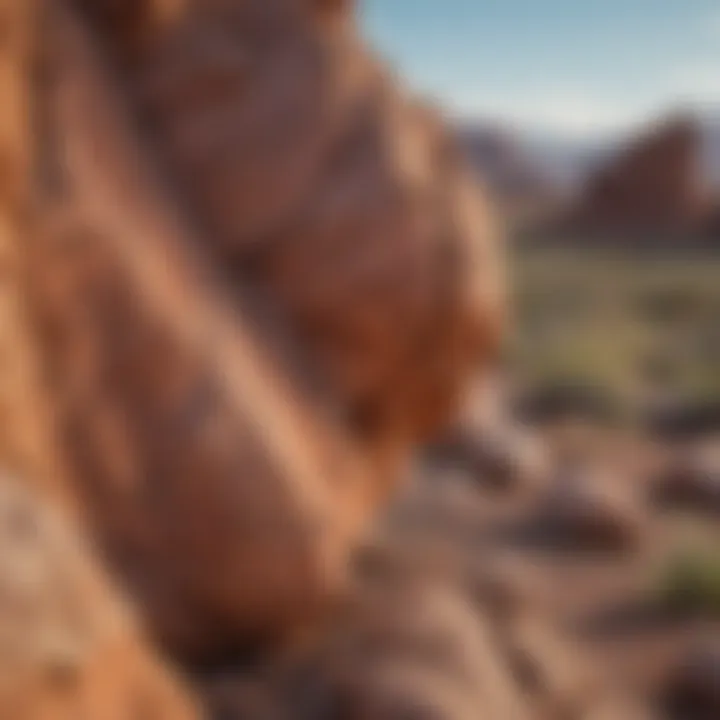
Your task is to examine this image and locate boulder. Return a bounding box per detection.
[430,422,550,492]
[7,0,502,660]
[644,399,720,441]
[652,445,720,514]
[535,466,644,552]
[357,478,538,622]
[24,0,365,659]
[82,0,505,441]
[202,572,534,720]
[277,580,531,720]
[0,475,199,720]
[203,478,539,720]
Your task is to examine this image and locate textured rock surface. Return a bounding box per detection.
[204,574,533,720]
[0,0,503,661]
[0,474,199,720]
[83,0,505,440]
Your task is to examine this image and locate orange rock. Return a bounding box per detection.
[0,475,200,720]
[30,0,372,658]
[86,0,505,440]
[5,0,503,661]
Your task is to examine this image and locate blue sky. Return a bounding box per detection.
[361,0,720,137]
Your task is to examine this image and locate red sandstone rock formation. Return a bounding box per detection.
[569,115,706,237]
[0,475,200,720]
[1,0,503,661]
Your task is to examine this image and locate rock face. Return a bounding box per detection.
[86,0,505,441]
[204,472,539,720]
[3,0,503,661]
[0,475,199,720]
[201,471,599,720]
[568,116,706,237]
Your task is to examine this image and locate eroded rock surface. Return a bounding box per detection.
[0,0,503,662]
[0,474,199,720]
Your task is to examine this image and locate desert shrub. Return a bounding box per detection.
[656,548,720,616]
[634,286,707,325]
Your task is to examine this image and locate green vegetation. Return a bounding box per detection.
[655,547,720,616]
[509,244,720,416]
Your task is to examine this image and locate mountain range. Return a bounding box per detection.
[459,112,720,203]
